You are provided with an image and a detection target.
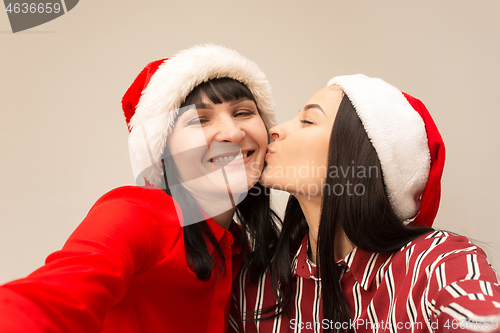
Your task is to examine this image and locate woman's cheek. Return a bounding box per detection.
[256,121,269,149]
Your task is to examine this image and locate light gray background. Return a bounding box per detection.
[1,1,499,284]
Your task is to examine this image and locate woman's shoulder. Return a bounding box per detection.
[86,185,183,229]
[94,185,173,205]
[408,230,481,250]
[65,186,184,265]
[398,230,489,267]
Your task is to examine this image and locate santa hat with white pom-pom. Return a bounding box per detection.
[122,44,276,187]
[327,74,445,227]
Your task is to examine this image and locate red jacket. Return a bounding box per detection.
[0,186,243,332]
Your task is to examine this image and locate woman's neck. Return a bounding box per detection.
[295,194,353,264]
[295,194,321,263]
[190,191,235,230]
[211,208,235,230]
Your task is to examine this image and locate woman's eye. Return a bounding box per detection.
[187,117,207,126]
[300,119,313,125]
[235,110,256,117]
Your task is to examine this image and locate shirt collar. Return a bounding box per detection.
[204,217,242,254]
[167,192,242,254]
[292,234,320,281]
[337,247,393,290]
[291,232,393,290]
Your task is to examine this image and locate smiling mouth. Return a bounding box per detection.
[208,150,254,163]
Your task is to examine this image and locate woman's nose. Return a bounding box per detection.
[269,123,286,142]
[212,118,245,143]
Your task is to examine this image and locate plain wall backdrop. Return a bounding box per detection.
[1,0,499,284]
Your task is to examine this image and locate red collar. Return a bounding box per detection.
[336,248,392,290]
[292,234,320,280]
[165,190,243,255]
[292,233,393,290]
[204,216,242,255]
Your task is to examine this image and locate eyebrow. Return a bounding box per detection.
[194,98,252,110]
[194,102,214,110]
[303,103,325,114]
[230,98,251,106]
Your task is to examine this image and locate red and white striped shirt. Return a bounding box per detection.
[230,231,500,333]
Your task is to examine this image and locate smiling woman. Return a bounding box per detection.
[0,44,281,333]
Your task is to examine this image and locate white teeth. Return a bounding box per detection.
[210,152,249,163]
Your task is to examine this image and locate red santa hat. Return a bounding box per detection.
[327,74,445,227]
[122,44,276,186]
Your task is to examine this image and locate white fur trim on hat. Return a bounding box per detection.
[327,74,431,221]
[128,44,276,186]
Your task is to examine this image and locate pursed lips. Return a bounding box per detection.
[265,146,275,159]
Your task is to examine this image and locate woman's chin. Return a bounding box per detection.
[246,175,263,191]
[259,176,280,190]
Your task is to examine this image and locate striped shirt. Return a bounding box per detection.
[230,231,500,333]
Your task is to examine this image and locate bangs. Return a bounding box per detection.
[182,78,256,107]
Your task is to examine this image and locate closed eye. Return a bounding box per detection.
[300,119,313,125]
[186,117,206,126]
[235,110,257,117]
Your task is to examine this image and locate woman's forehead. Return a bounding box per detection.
[306,86,344,116]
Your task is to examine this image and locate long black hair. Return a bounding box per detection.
[266,93,433,330]
[163,78,280,281]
